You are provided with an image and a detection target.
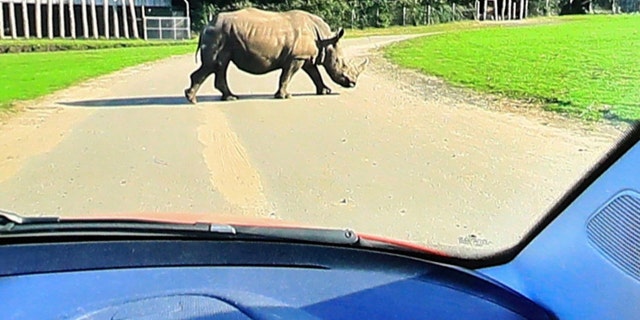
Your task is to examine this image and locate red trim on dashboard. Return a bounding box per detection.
[60,212,446,256]
[359,233,448,256]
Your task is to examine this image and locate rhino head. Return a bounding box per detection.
[318,28,369,88]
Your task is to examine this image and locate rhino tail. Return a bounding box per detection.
[194,31,203,64]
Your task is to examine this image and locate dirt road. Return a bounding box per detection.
[0,35,622,256]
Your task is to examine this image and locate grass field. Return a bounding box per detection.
[0,38,196,53]
[345,16,561,38]
[385,15,640,122]
[345,20,484,38]
[0,44,193,112]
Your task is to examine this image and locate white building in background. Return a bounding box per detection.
[0,0,190,40]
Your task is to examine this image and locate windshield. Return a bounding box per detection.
[0,1,637,258]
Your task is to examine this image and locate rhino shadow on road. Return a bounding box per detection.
[60,93,340,108]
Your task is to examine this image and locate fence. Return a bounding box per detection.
[143,16,189,40]
[346,3,477,29]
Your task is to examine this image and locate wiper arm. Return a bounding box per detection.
[233,225,358,245]
[0,210,358,246]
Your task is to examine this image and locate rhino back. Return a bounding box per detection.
[217,8,332,63]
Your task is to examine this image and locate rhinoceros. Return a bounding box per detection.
[184,8,369,103]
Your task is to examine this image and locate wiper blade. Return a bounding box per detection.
[233,225,358,245]
[0,209,59,227]
[0,210,358,245]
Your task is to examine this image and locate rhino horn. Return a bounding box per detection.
[356,58,369,75]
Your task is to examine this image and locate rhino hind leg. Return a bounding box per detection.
[275,60,304,99]
[302,63,331,95]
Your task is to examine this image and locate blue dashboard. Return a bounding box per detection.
[0,240,552,320]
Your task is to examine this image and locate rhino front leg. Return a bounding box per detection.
[214,57,239,101]
[302,63,331,95]
[185,66,215,104]
[275,60,304,99]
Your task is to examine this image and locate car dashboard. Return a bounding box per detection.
[0,240,553,320]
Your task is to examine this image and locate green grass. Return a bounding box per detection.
[0,44,193,112]
[385,15,640,122]
[344,16,560,38]
[0,38,197,53]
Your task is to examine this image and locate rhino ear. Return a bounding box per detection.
[318,28,345,48]
[324,28,345,46]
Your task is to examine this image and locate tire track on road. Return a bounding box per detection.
[197,107,272,217]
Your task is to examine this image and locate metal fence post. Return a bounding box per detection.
[173,17,177,40]
[0,1,5,39]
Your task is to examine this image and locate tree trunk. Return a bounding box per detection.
[121,0,128,38]
[350,8,354,28]
[0,1,4,39]
[375,8,379,26]
[545,0,550,15]
[59,0,65,37]
[103,0,109,38]
[494,0,499,20]
[47,0,52,38]
[22,0,29,38]
[524,0,528,18]
[483,0,487,20]
[501,0,507,20]
[611,0,616,13]
[112,0,118,38]
[128,0,138,38]
[81,0,88,38]
[505,0,511,20]
[90,0,97,38]
[35,0,42,38]
[68,0,76,38]
[452,3,456,21]
[519,0,524,19]
[475,0,479,20]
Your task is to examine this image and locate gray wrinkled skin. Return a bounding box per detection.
[184,8,368,103]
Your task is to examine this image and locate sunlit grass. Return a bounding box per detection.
[345,16,560,38]
[385,15,640,122]
[0,45,193,112]
[0,38,196,53]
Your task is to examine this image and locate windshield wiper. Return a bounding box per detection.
[0,210,446,260]
[0,210,359,246]
[0,209,59,225]
[232,225,358,245]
